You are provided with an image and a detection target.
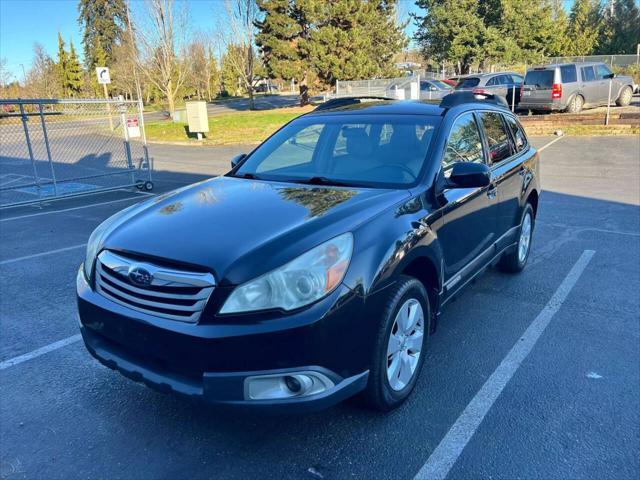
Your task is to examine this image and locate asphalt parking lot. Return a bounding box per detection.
[1,135,639,479]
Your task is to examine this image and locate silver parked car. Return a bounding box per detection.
[519,62,634,113]
[419,79,453,100]
[453,72,524,107]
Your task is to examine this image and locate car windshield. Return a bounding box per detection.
[233,114,440,188]
[524,70,554,88]
[455,77,480,89]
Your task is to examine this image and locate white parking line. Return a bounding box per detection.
[0,335,82,370]
[0,195,149,222]
[414,249,595,480]
[0,244,86,266]
[537,135,565,152]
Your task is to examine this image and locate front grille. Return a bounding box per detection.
[95,250,215,323]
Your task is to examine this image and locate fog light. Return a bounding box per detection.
[244,371,335,401]
[284,375,302,393]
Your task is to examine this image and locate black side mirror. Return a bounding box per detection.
[231,153,247,169]
[447,162,491,189]
[605,73,615,79]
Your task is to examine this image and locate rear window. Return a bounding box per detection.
[455,77,480,89]
[524,70,554,88]
[560,65,577,83]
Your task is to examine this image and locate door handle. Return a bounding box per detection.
[487,185,497,200]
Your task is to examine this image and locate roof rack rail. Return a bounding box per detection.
[439,91,509,109]
[314,96,393,111]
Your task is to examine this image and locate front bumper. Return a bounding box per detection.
[77,269,374,412]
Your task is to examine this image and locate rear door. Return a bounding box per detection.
[579,65,599,105]
[521,69,555,106]
[477,111,520,241]
[559,64,579,104]
[484,75,503,96]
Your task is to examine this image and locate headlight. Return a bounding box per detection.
[84,203,139,281]
[220,233,353,314]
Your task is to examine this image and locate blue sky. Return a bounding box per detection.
[0,0,574,82]
[0,0,420,81]
[0,0,236,80]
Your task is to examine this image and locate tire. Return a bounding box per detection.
[616,86,632,107]
[363,275,430,411]
[497,203,535,273]
[144,181,154,191]
[566,95,583,114]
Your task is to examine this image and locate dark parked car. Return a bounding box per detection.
[454,72,524,108]
[419,79,453,100]
[519,62,634,113]
[255,83,279,93]
[78,93,540,412]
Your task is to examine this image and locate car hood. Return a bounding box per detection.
[101,176,409,285]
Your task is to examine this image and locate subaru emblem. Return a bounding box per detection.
[128,265,153,287]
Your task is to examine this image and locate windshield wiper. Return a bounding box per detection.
[289,176,357,187]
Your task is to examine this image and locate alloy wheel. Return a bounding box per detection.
[518,212,532,263]
[386,298,424,391]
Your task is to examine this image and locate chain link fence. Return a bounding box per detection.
[0,98,152,208]
[335,75,420,100]
[545,54,639,68]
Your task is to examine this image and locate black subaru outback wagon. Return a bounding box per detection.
[78,93,540,412]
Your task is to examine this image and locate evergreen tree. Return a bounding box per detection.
[414,0,488,74]
[67,41,85,96]
[89,40,108,95]
[78,0,126,69]
[566,0,602,55]
[495,0,565,62]
[256,0,406,99]
[255,0,305,82]
[56,33,70,96]
[598,0,640,53]
[300,0,407,85]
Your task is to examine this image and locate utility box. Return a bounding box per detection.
[186,101,209,135]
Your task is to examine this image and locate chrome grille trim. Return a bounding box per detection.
[95,250,215,323]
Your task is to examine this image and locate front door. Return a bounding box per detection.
[436,112,498,296]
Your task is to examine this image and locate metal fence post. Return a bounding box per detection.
[38,103,58,196]
[336,80,340,97]
[137,98,152,184]
[119,99,135,187]
[19,103,42,198]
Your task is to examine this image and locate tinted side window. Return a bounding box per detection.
[560,65,577,83]
[504,115,527,153]
[581,66,596,82]
[479,112,513,165]
[596,64,612,79]
[511,74,524,84]
[443,113,484,169]
[486,77,498,86]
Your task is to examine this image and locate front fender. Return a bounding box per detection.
[342,195,443,297]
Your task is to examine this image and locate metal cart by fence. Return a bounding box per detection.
[0,98,152,208]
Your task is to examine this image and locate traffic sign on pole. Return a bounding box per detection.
[96,67,111,84]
